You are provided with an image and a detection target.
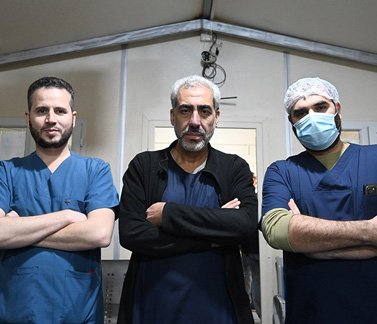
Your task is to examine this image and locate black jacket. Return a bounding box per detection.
[117,141,258,324]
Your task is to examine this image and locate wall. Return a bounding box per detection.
[1,33,377,323]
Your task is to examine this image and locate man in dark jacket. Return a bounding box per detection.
[117,75,258,324]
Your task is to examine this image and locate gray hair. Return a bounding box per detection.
[170,75,221,110]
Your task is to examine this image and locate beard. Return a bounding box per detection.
[334,113,342,133]
[175,124,215,152]
[29,121,73,149]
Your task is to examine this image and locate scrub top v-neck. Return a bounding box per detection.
[0,151,119,324]
[262,144,377,323]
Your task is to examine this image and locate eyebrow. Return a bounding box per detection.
[292,100,331,114]
[178,104,213,110]
[178,104,193,109]
[34,105,68,110]
[292,107,307,115]
[313,100,330,107]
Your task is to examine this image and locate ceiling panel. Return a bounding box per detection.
[0,0,376,60]
[213,0,377,54]
[0,0,203,54]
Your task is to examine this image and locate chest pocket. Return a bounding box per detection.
[51,197,86,214]
[363,193,377,220]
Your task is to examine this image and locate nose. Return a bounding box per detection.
[189,110,201,127]
[45,110,56,123]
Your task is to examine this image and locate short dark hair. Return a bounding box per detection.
[27,76,75,111]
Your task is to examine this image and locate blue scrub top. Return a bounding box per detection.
[132,157,236,324]
[262,144,377,324]
[0,152,119,324]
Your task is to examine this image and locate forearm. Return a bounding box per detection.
[162,202,258,245]
[120,195,211,256]
[262,207,377,258]
[123,232,212,257]
[0,209,84,249]
[119,212,212,257]
[289,214,375,253]
[34,208,115,251]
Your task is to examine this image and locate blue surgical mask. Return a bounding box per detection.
[293,112,339,151]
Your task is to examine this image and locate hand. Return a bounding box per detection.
[6,210,19,217]
[288,198,301,216]
[64,210,87,223]
[222,198,240,209]
[146,202,166,226]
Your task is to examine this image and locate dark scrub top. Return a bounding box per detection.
[262,144,377,324]
[0,152,119,324]
[132,157,236,324]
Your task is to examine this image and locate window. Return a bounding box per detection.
[342,121,377,145]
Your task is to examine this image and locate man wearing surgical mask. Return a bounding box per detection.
[261,77,377,324]
[288,78,342,153]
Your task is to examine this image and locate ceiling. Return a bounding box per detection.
[1,0,376,66]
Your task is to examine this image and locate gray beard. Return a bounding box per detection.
[175,126,215,152]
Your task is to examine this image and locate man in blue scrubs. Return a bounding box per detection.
[262,77,377,323]
[117,75,258,324]
[0,77,119,323]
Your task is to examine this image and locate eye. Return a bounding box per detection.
[200,109,212,116]
[36,108,46,114]
[315,105,327,112]
[294,110,307,119]
[179,108,191,115]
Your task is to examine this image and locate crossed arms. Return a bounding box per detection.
[119,152,258,258]
[261,158,377,260]
[0,207,115,251]
[287,199,377,259]
[262,197,377,260]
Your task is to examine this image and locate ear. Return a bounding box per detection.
[288,111,295,125]
[25,111,30,128]
[72,111,77,128]
[170,109,175,126]
[215,109,220,127]
[336,102,342,119]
